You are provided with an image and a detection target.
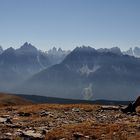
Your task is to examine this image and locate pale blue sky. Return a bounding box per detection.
[0,0,140,51]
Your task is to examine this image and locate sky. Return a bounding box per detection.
[0,0,140,51]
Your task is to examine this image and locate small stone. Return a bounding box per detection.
[15,129,23,136]
[85,135,90,138]
[115,114,121,118]
[60,138,66,140]
[1,115,11,118]
[101,105,120,111]
[40,111,50,117]
[113,132,116,135]
[5,132,12,136]
[49,114,54,117]
[73,132,84,138]
[130,131,135,135]
[0,117,7,123]
[20,130,43,139]
[0,117,12,124]
[101,134,105,137]
[72,108,80,112]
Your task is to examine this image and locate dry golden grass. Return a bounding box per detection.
[0,102,139,140]
[0,93,32,107]
[45,121,140,140]
[17,103,100,113]
[15,104,100,126]
[45,121,134,140]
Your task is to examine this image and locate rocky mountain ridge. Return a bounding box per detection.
[0,42,69,91]
[17,46,140,100]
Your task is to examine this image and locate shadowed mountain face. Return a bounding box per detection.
[0,43,69,91]
[0,43,50,91]
[17,46,140,100]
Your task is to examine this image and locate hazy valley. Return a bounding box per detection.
[0,43,140,101]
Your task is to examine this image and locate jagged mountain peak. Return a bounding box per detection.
[17,42,37,53]
[109,47,122,54]
[97,47,122,55]
[73,46,96,52]
[48,47,70,56]
[58,48,63,52]
[73,46,122,56]
[3,47,15,54]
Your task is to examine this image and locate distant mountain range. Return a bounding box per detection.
[1,43,140,101]
[16,46,140,101]
[0,42,69,91]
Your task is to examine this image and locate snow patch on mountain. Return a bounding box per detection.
[37,55,45,69]
[79,64,100,76]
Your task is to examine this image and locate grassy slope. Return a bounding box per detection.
[0,92,32,106]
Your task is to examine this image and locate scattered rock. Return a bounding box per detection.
[59,138,66,140]
[73,132,84,138]
[101,105,120,111]
[5,133,12,137]
[0,117,8,123]
[0,117,12,124]
[19,130,43,139]
[84,135,90,139]
[72,108,80,112]
[40,111,50,117]
[0,104,139,139]
[6,123,22,128]
[18,112,31,117]
[1,115,11,118]
[130,131,136,135]
[15,129,22,136]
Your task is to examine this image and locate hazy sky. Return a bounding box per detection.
[0,0,140,51]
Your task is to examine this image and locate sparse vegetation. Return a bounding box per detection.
[0,101,140,139]
[45,121,133,140]
[0,93,32,107]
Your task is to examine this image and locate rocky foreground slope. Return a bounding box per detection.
[0,103,140,140]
